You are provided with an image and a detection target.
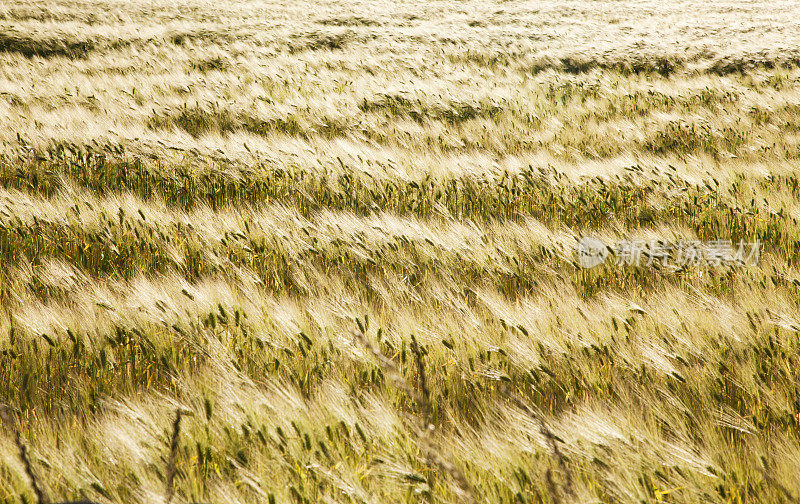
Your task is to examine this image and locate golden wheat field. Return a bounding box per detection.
[3,0,800,502]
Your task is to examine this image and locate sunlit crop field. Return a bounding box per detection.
[2,1,800,502]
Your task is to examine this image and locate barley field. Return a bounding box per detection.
[2,0,800,503]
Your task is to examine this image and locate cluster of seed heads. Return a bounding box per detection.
[0,404,195,504]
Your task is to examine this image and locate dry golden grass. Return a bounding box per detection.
[2,0,800,503]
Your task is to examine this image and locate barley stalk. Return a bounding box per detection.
[0,404,50,504]
[353,330,475,503]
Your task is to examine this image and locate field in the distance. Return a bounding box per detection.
[2,0,800,502]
